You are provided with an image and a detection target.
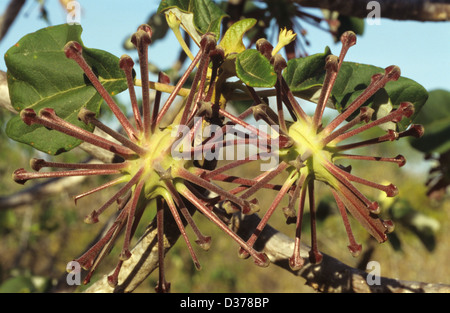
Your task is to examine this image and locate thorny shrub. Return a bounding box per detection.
[5,2,427,292]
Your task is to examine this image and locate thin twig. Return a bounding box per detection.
[232,213,450,293]
[0,0,26,42]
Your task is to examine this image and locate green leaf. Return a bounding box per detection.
[409,89,450,154]
[158,0,227,38]
[157,0,190,13]
[191,0,228,36]
[283,47,331,94]
[383,75,428,130]
[283,49,428,131]
[218,18,257,56]
[5,24,127,155]
[332,62,428,130]
[235,49,277,88]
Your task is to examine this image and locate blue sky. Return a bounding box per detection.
[1,0,449,93]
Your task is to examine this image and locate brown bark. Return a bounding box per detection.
[83,211,450,293]
[294,0,450,21]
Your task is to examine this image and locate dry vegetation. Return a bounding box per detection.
[1,118,447,293]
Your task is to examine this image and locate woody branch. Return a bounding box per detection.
[82,209,450,293]
[293,0,450,21]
